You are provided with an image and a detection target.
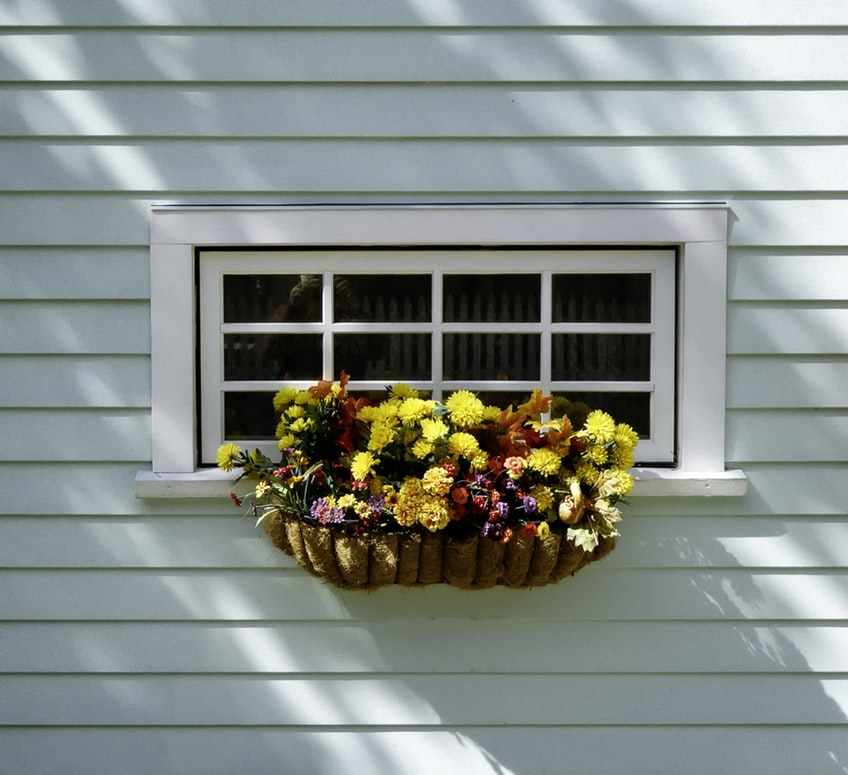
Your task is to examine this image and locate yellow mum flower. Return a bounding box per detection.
[367,421,394,452]
[610,445,635,470]
[584,409,616,444]
[420,417,449,442]
[351,451,378,482]
[286,405,306,419]
[614,422,639,450]
[277,434,295,449]
[583,443,609,466]
[294,390,312,405]
[398,397,433,425]
[396,478,426,526]
[418,498,450,531]
[533,486,554,512]
[216,442,242,471]
[273,386,299,411]
[445,390,485,428]
[448,432,479,460]
[412,439,434,459]
[390,383,420,399]
[528,447,562,477]
[470,451,489,472]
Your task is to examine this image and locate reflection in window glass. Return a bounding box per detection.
[224,334,322,381]
[552,334,651,381]
[334,275,431,322]
[224,391,277,439]
[334,334,431,380]
[223,274,322,323]
[553,273,651,323]
[443,333,540,381]
[444,274,540,322]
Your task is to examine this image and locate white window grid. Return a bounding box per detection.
[199,249,675,465]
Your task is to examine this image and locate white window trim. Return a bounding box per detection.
[137,203,747,498]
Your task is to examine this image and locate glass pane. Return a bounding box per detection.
[552,273,651,323]
[223,274,322,323]
[443,274,540,322]
[552,334,651,381]
[443,333,540,381]
[334,275,431,322]
[224,391,277,439]
[334,333,431,380]
[224,334,322,380]
[551,392,650,438]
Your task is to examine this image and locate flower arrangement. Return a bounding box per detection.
[219,372,637,589]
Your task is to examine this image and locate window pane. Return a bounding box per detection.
[443,274,540,322]
[334,275,431,322]
[552,334,651,381]
[334,333,431,380]
[223,274,322,323]
[551,392,650,439]
[224,334,322,380]
[224,391,277,439]
[552,273,651,323]
[443,333,540,381]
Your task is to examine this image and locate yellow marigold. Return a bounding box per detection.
[418,498,450,532]
[412,439,435,459]
[367,421,394,452]
[422,466,453,496]
[470,451,489,472]
[216,442,242,471]
[289,417,312,434]
[420,417,449,442]
[533,485,554,512]
[584,409,616,444]
[286,405,306,419]
[482,405,502,421]
[273,386,299,411]
[390,383,420,399]
[528,447,562,477]
[351,451,378,482]
[396,478,426,526]
[277,434,295,450]
[448,432,479,460]
[294,390,312,405]
[398,397,433,425]
[445,390,485,429]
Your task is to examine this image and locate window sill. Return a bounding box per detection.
[135,467,747,499]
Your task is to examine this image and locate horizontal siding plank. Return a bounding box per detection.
[2,728,847,775]
[729,252,848,301]
[4,0,848,27]
[0,247,148,299]
[3,32,848,83]
[0,355,150,408]
[4,516,847,570]
[0,409,149,461]
[3,196,848,248]
[5,87,848,138]
[0,301,148,354]
[726,410,848,463]
[3,674,846,726]
[728,357,848,408]
[3,569,847,621]
[728,305,848,355]
[6,621,847,674]
[3,141,848,192]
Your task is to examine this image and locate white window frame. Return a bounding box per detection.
[137,203,747,498]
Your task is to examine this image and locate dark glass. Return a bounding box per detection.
[550,392,650,438]
[334,334,431,380]
[223,274,322,323]
[552,273,651,323]
[443,274,540,322]
[443,333,540,381]
[224,391,277,439]
[552,334,651,381]
[334,275,431,322]
[224,334,322,381]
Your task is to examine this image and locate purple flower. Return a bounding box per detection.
[496,501,510,518]
[367,493,386,516]
[503,478,517,491]
[481,521,504,540]
[523,495,538,515]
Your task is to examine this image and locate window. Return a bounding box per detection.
[139,204,746,497]
[198,249,675,466]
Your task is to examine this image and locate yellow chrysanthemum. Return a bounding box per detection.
[527,447,562,477]
[482,405,502,421]
[351,451,378,482]
[614,422,639,450]
[420,417,449,442]
[445,390,485,429]
[610,445,635,470]
[390,383,420,399]
[584,409,616,444]
[286,405,306,419]
[418,498,450,532]
[216,442,242,471]
[448,432,479,460]
[273,386,299,411]
[533,485,554,512]
[595,468,635,498]
[422,466,453,496]
[396,478,426,526]
[398,397,433,425]
[367,421,394,452]
[412,439,434,459]
[277,434,295,450]
[583,443,609,466]
[294,390,312,405]
[470,451,489,472]
[574,461,600,485]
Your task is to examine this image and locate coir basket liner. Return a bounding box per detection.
[263,511,616,590]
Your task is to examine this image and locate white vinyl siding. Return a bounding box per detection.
[1,2,847,774]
